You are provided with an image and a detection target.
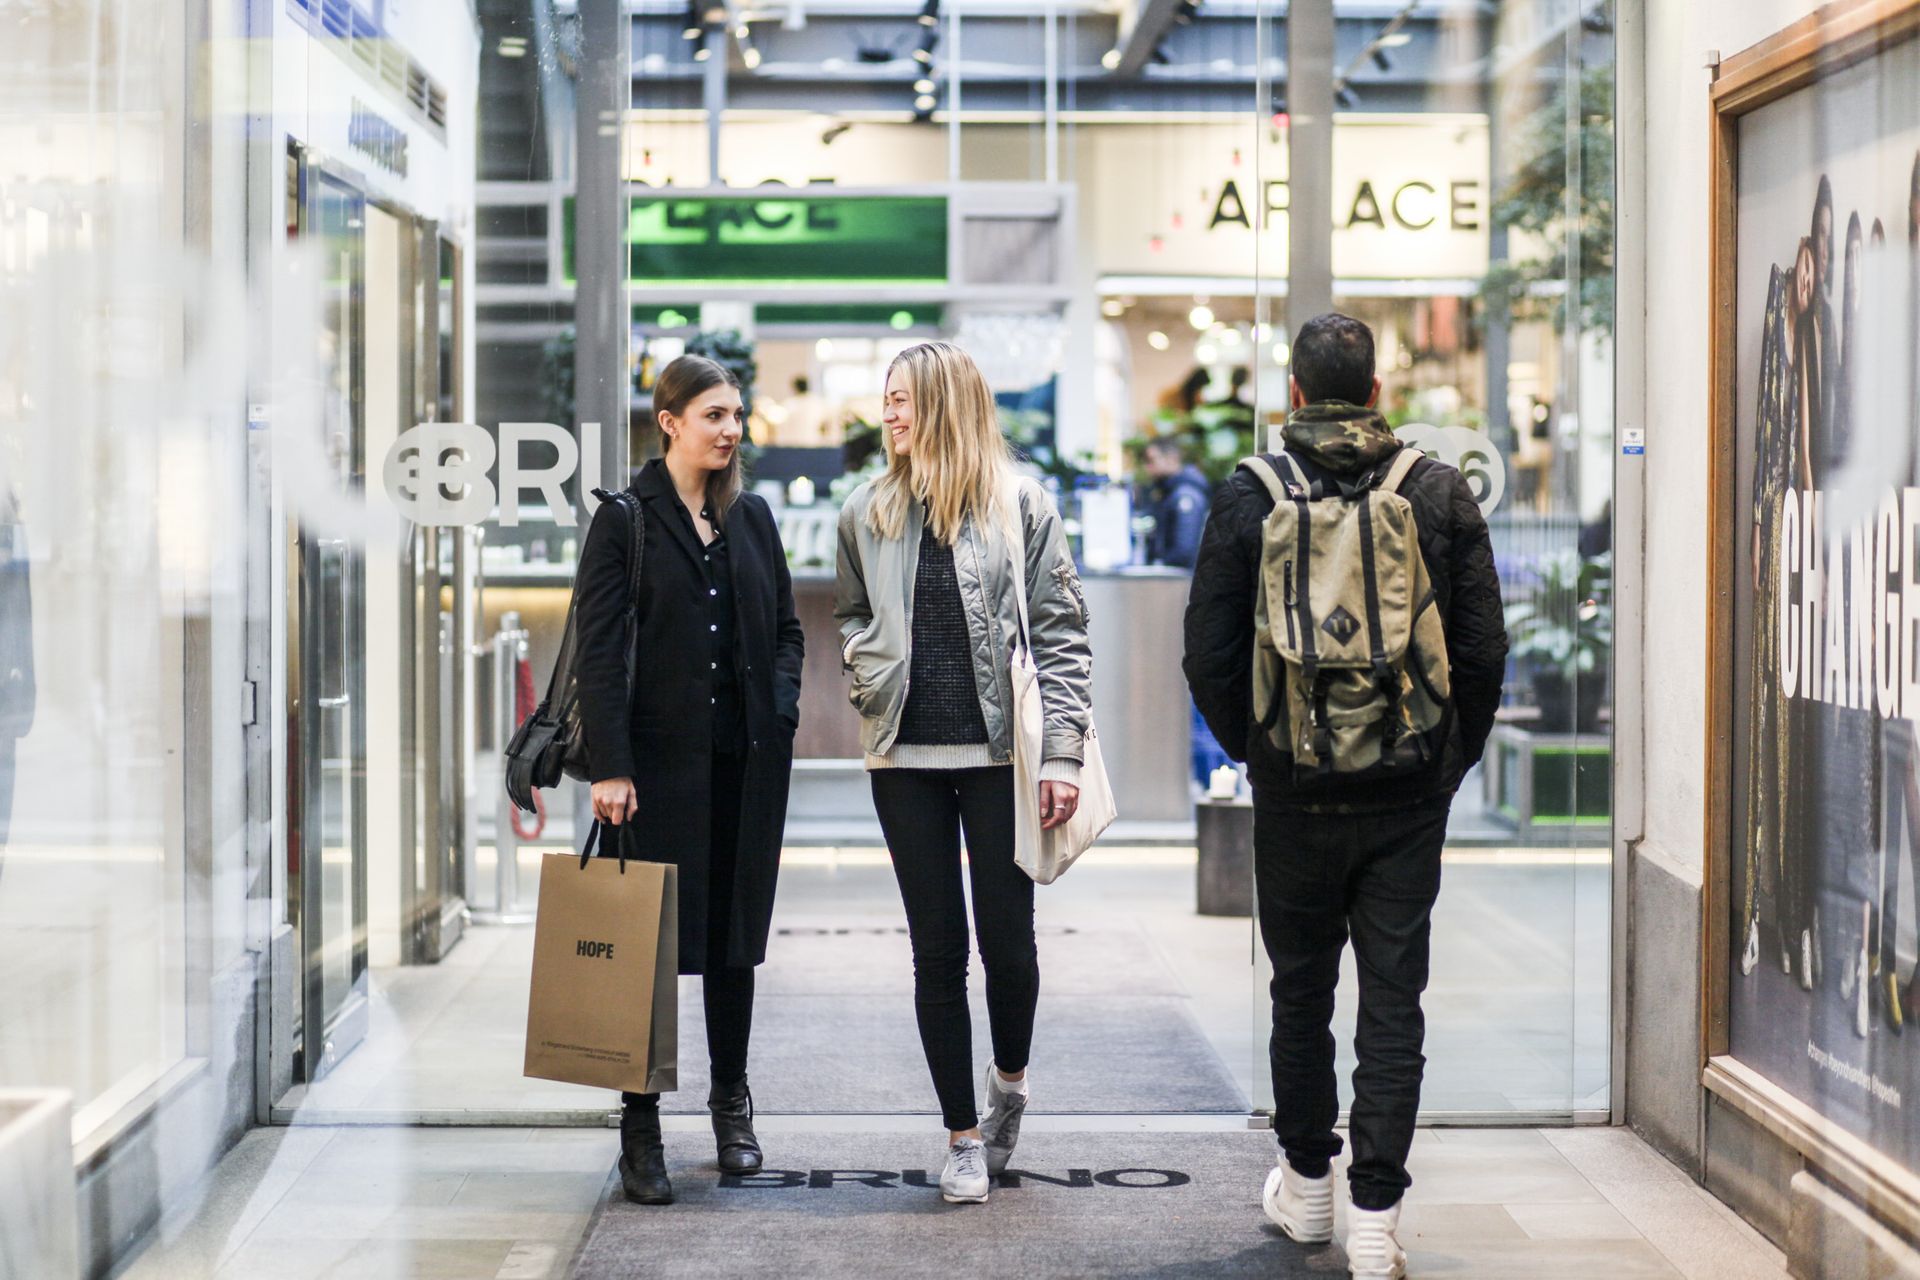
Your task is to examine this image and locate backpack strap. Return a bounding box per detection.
[1378,447,1424,495]
[1238,455,1289,504]
[1275,451,1312,495]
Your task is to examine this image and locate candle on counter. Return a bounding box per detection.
[1208,765,1240,801]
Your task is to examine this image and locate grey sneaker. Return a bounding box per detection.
[941,1137,990,1203]
[979,1063,1028,1177]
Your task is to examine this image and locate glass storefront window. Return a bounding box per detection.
[0,0,206,1144]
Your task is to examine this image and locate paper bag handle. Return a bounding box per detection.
[577,820,628,873]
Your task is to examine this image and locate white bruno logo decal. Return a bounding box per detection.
[1393,422,1505,517]
[382,421,607,527]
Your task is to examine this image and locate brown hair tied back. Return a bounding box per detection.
[651,354,744,526]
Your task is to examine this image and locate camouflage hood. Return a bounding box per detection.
[1281,401,1402,476]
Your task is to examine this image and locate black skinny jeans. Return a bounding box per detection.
[872,765,1038,1132]
[1255,793,1450,1212]
[622,747,755,1111]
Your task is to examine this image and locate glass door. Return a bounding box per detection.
[290,158,371,1082]
[1246,0,1616,1122]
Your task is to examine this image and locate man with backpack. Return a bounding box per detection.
[1183,313,1507,1278]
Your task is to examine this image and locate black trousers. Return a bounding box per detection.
[1254,792,1450,1212]
[872,764,1037,1132]
[623,746,755,1111]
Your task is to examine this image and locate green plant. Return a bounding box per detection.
[1478,57,1615,336]
[682,329,759,417]
[1505,549,1612,682]
[539,327,576,427]
[1001,406,1098,488]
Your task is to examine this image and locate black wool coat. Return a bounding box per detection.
[575,459,803,973]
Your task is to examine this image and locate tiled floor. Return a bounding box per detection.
[281,846,1608,1123]
[121,1121,1787,1280]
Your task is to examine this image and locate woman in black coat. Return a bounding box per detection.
[575,354,803,1206]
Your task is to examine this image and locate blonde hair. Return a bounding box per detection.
[866,341,1011,544]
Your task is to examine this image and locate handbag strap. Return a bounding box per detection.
[998,476,1034,652]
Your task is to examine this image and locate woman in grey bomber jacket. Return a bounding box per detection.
[833,341,1093,1206]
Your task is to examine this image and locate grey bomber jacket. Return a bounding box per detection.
[833,474,1093,784]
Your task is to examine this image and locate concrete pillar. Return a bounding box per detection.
[1286,0,1335,337]
[574,0,629,494]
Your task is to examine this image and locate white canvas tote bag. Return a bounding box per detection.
[1001,481,1115,883]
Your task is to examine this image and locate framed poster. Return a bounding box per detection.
[1708,0,1920,1219]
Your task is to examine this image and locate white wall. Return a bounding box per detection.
[1639,0,1825,875]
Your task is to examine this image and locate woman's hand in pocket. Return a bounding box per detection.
[592,777,639,825]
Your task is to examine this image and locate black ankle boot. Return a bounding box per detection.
[619,1102,673,1205]
[708,1075,763,1174]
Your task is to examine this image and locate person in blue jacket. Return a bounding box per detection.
[1140,437,1212,569]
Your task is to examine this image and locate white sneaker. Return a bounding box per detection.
[1262,1162,1334,1243]
[1346,1201,1407,1279]
[941,1137,990,1204]
[979,1063,1028,1177]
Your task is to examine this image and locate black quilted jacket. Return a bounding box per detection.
[1182,443,1509,812]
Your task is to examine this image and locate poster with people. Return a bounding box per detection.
[1729,34,1920,1168]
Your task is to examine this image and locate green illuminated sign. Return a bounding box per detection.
[566,195,948,286]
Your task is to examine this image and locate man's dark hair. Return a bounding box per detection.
[1143,436,1184,462]
[1290,312,1376,406]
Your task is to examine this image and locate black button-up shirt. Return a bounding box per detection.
[666,498,745,754]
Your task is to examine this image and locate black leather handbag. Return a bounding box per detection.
[504,488,644,813]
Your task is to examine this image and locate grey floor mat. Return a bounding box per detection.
[659,920,1247,1114]
[660,992,1248,1114]
[570,1132,1682,1280]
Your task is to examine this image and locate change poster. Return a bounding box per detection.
[1729,31,1920,1168]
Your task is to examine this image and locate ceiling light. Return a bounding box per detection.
[497,43,526,57]
[694,45,712,60]
[918,0,940,26]
[915,94,936,110]
[914,77,935,94]
[1102,49,1121,70]
[913,46,934,64]
[1101,299,1125,317]
[1188,304,1214,330]
[703,5,727,22]
[1147,330,1170,351]
[684,24,703,39]
[1272,341,1290,364]
[1218,327,1242,347]
[1379,32,1411,47]
[735,23,749,37]
[743,46,762,67]
[1195,342,1219,365]
[816,338,835,361]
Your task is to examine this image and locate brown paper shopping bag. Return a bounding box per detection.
[524,837,679,1095]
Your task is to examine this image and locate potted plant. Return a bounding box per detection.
[1504,549,1612,734]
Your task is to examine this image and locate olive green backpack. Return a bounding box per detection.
[1240,448,1452,785]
